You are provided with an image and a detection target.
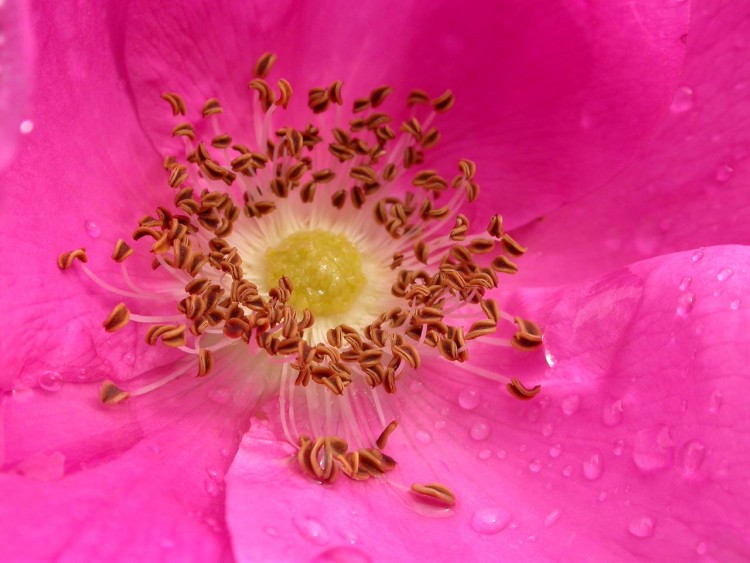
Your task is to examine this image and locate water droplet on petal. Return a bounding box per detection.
[602,399,624,426]
[730,299,741,311]
[560,394,580,415]
[541,423,554,437]
[717,267,734,282]
[84,219,101,238]
[160,539,175,549]
[681,440,706,475]
[434,419,446,430]
[209,386,232,405]
[38,370,63,392]
[220,448,231,459]
[678,276,692,291]
[415,429,432,444]
[458,387,480,410]
[19,119,34,134]
[715,163,735,182]
[628,516,656,538]
[676,291,695,317]
[478,449,492,460]
[293,516,330,546]
[708,390,723,413]
[562,465,573,478]
[544,509,562,528]
[497,449,507,459]
[204,478,220,497]
[549,444,562,458]
[582,451,604,480]
[613,440,625,456]
[528,459,542,473]
[123,352,135,365]
[633,427,674,472]
[470,422,490,441]
[597,491,607,502]
[692,248,705,262]
[470,507,512,535]
[695,542,708,555]
[312,547,373,563]
[670,86,694,113]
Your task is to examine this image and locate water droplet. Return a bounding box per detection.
[678,276,692,291]
[541,423,554,437]
[730,299,741,311]
[470,507,511,535]
[582,451,604,480]
[148,444,161,454]
[38,370,63,392]
[549,444,562,458]
[670,86,694,113]
[544,348,557,367]
[434,419,446,430]
[497,449,507,459]
[312,547,373,563]
[458,387,480,410]
[560,394,580,415]
[478,449,492,460]
[597,491,607,502]
[526,406,541,422]
[613,440,625,456]
[544,509,562,528]
[562,465,573,478]
[528,459,542,473]
[602,399,624,426]
[123,352,135,365]
[692,248,705,262]
[628,516,655,538]
[470,422,490,441]
[708,390,723,413]
[208,386,232,405]
[84,219,101,238]
[715,163,735,182]
[717,267,734,282]
[415,429,432,444]
[695,541,708,555]
[265,527,278,536]
[19,120,34,134]
[220,448,231,459]
[204,478,220,497]
[293,516,330,546]
[676,291,695,317]
[633,427,674,472]
[160,539,175,549]
[681,440,706,475]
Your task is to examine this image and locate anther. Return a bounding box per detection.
[161,92,187,116]
[57,248,88,269]
[376,420,399,450]
[100,380,130,405]
[506,378,541,400]
[410,482,456,507]
[432,90,455,113]
[201,98,223,117]
[103,303,131,332]
[253,52,277,79]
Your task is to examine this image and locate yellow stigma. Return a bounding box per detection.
[264,230,366,316]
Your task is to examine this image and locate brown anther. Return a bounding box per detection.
[421,127,441,149]
[467,238,495,254]
[276,78,293,109]
[407,89,430,106]
[102,302,130,332]
[352,98,370,113]
[211,134,232,149]
[249,79,274,110]
[312,169,335,183]
[168,163,189,187]
[437,339,459,361]
[253,52,277,79]
[500,234,527,256]
[390,252,404,269]
[491,255,519,274]
[392,343,421,369]
[110,240,133,263]
[172,122,196,140]
[300,181,316,203]
[186,277,211,295]
[331,190,346,209]
[413,306,444,325]
[414,239,429,264]
[507,377,541,400]
[369,85,393,108]
[401,117,423,139]
[458,158,477,180]
[196,348,214,377]
[201,98,223,117]
[410,483,456,507]
[161,92,187,116]
[432,90,455,113]
[328,80,344,105]
[146,324,186,348]
[375,420,399,450]
[466,180,480,201]
[465,319,497,340]
[329,143,356,162]
[480,299,501,323]
[487,214,504,238]
[308,87,330,113]
[57,248,88,269]
[512,317,543,350]
[100,380,130,405]
[382,163,398,182]
[350,166,378,184]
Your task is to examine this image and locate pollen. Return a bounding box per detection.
[264,230,366,316]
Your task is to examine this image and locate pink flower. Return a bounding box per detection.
[1,1,749,562]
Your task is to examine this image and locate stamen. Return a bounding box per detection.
[410,482,456,507]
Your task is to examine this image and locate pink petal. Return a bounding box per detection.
[513,1,750,286]
[226,245,750,560]
[0,0,33,172]
[124,0,688,227]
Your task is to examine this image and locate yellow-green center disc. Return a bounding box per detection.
[264,230,366,316]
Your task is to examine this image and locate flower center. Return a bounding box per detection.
[264,230,365,316]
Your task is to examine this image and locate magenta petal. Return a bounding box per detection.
[124,0,687,227]
[227,246,750,560]
[514,1,750,285]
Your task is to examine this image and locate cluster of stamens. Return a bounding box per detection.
[57,52,542,498]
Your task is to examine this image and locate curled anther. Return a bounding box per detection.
[161,92,187,116]
[103,303,130,332]
[253,52,277,79]
[111,240,134,263]
[328,80,344,105]
[407,89,430,106]
[57,248,88,269]
[100,380,130,405]
[198,348,214,377]
[275,78,293,109]
[201,98,223,117]
[491,255,519,274]
[432,90,455,113]
[376,420,399,450]
[369,85,393,108]
[500,234,527,256]
[172,122,196,140]
[410,482,456,507]
[507,377,541,400]
[487,214,504,238]
[512,317,543,350]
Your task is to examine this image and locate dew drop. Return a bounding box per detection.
[708,390,723,413]
[562,465,573,478]
[123,352,135,365]
[692,248,705,262]
[528,459,542,473]
[730,299,741,311]
[628,516,655,538]
[613,440,625,456]
[415,429,432,444]
[497,449,507,460]
[160,539,175,549]
[265,527,278,536]
[84,219,101,238]
[670,86,694,113]
[220,448,231,459]
[148,444,161,454]
[544,348,557,367]
[597,491,607,502]
[293,516,330,546]
[208,386,232,405]
[549,444,562,458]
[38,370,63,392]
[681,440,706,475]
[544,509,562,528]
[541,423,554,437]
[478,449,492,460]
[717,267,734,282]
[470,422,490,441]
[695,541,708,555]
[458,387,480,410]
[204,478,220,497]
[678,276,692,291]
[470,507,511,535]
[602,399,624,427]
[633,427,674,472]
[312,547,373,563]
[582,451,603,480]
[434,419,446,430]
[560,394,580,415]
[676,291,695,317]
[715,163,735,182]
[19,119,34,134]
